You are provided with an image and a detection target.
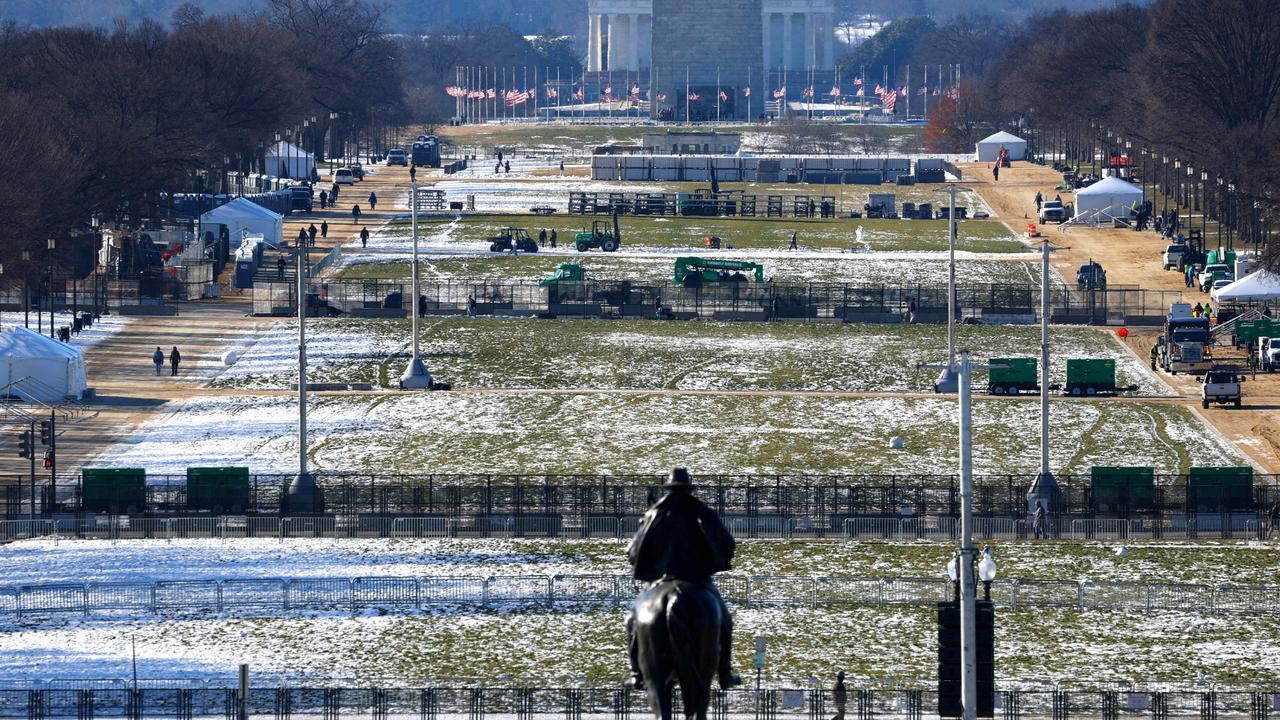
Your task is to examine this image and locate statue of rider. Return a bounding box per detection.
[625,467,742,690]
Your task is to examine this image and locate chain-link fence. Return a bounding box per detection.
[0,683,1275,720]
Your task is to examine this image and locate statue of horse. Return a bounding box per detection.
[632,579,723,720]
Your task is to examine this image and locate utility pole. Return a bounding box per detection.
[934,185,960,393]
[957,349,977,720]
[1028,238,1064,525]
[401,182,432,389]
[283,241,323,513]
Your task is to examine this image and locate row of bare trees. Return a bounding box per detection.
[920,0,1280,261]
[0,0,404,283]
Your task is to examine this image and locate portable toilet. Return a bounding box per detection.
[233,234,265,288]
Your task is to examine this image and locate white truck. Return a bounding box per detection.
[1261,337,1280,372]
[1039,200,1069,224]
[1200,367,1244,408]
[1198,263,1232,292]
[1162,242,1190,270]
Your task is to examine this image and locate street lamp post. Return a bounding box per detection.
[283,240,324,514]
[934,185,960,393]
[21,250,30,329]
[957,349,977,720]
[46,238,56,340]
[1027,238,1063,523]
[400,182,433,389]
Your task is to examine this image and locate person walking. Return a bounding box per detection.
[307,224,317,247]
[320,220,329,239]
[788,231,798,250]
[504,160,511,173]
[1150,343,1159,371]
[368,192,378,210]
[330,183,340,206]
[831,672,848,720]
[360,227,369,248]
[1269,500,1280,540]
[169,346,182,377]
[296,227,307,247]
[1204,302,1212,319]
[1035,191,1043,212]
[1033,500,1047,540]
[352,204,361,223]
[550,229,558,248]
[276,254,286,281]
[152,346,164,376]
[559,160,565,177]
[409,165,417,183]
[1192,302,1203,317]
[467,296,476,317]
[1248,350,1259,378]
[992,163,999,182]
[319,189,328,209]
[538,229,547,247]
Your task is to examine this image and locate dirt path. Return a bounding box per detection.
[966,163,1280,473]
[0,165,420,480]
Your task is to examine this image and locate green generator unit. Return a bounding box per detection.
[1090,466,1155,515]
[1233,318,1280,347]
[81,468,146,513]
[186,467,251,513]
[987,357,1038,395]
[1065,358,1117,395]
[1186,466,1253,513]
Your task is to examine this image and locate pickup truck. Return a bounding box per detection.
[1039,200,1069,224]
[1162,243,1189,270]
[1200,367,1244,408]
[1076,261,1106,290]
[1198,263,1232,292]
[1261,337,1280,372]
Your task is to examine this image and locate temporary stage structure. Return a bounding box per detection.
[0,326,88,402]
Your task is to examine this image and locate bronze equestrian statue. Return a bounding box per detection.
[626,468,741,720]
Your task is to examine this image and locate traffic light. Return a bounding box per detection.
[39,421,52,446]
[42,450,53,470]
[17,431,31,459]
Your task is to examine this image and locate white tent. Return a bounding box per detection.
[974,131,1027,162]
[0,327,88,402]
[1073,176,1143,221]
[199,197,284,250]
[265,141,315,180]
[1211,268,1280,303]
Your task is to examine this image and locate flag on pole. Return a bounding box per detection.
[855,87,864,97]
[574,87,584,100]
[947,86,959,99]
[932,88,940,96]
[743,86,751,97]
[603,85,613,99]
[486,88,495,99]
[719,89,728,102]
[853,77,863,86]
[688,91,700,101]
[917,86,926,95]
[546,86,558,98]
[874,84,883,96]
[657,93,667,102]
[882,88,897,112]
[829,86,840,97]
[773,86,786,99]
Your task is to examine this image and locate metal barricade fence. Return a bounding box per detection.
[1070,518,1131,540]
[391,517,449,538]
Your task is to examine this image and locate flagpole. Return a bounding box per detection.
[716,66,721,123]
[686,65,690,125]
[748,65,752,123]
[924,64,928,117]
[907,64,911,119]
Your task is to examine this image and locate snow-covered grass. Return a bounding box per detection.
[0,311,131,350]
[95,391,1237,476]
[2,606,1277,685]
[336,254,1040,286]
[211,318,1166,398]
[6,538,1278,588]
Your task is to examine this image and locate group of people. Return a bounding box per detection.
[1153,208,1181,237]
[151,346,182,376]
[295,221,329,248]
[1190,301,1212,318]
[1128,198,1156,231]
[536,228,558,247]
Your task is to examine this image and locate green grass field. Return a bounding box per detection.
[377,214,1022,253]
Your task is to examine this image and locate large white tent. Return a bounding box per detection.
[265,141,315,180]
[199,197,284,250]
[1211,268,1280,303]
[1073,176,1143,221]
[0,327,88,402]
[974,131,1027,162]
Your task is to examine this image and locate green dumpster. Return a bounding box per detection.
[1186,466,1253,513]
[81,468,146,513]
[186,467,251,513]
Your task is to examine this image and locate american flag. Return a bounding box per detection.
[874,84,883,96]
[574,87,584,100]
[947,86,960,100]
[657,93,667,102]
[486,88,495,99]
[688,91,700,101]
[742,86,751,97]
[773,86,786,99]
[801,87,812,98]
[603,85,613,99]
[829,86,840,97]
[546,86,558,98]
[468,90,485,100]
[882,88,897,112]
[719,90,728,102]
[445,85,461,97]
[505,90,529,107]
[853,77,863,86]
[631,84,641,96]
[855,87,864,97]
[917,86,926,95]
[932,88,940,96]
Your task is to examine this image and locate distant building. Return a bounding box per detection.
[642,131,742,155]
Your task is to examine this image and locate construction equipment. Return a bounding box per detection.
[574,214,621,252]
[987,357,1038,395]
[1064,358,1135,395]
[488,227,539,253]
[539,263,585,287]
[673,257,765,287]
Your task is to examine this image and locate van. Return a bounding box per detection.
[332,168,355,185]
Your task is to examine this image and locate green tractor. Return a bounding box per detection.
[488,227,539,253]
[673,257,765,287]
[539,262,585,287]
[574,214,621,252]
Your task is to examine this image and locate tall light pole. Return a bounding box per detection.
[400,182,432,389]
[284,240,324,513]
[957,350,978,720]
[934,185,960,393]
[1027,239,1063,524]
